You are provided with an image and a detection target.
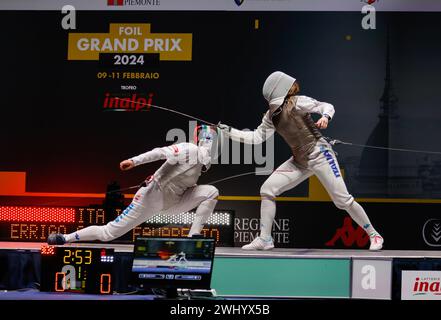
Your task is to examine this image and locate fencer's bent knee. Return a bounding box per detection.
[206,185,219,200]
[260,182,276,199]
[333,194,355,210]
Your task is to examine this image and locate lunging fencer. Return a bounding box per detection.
[219,71,384,251]
[47,125,219,245]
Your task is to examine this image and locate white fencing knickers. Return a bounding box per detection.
[64,180,219,242]
[259,138,378,239]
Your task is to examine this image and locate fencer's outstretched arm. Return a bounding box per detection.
[219,96,334,143]
[296,95,335,119]
[129,147,171,166]
[220,112,276,145]
[127,143,195,167]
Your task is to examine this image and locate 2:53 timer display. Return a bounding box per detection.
[40,246,115,294]
[62,249,92,265]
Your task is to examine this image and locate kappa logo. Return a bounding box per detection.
[422,219,441,247]
[326,217,369,248]
[234,0,245,6]
[325,217,369,248]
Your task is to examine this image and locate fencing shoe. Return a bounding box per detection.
[47,233,66,245]
[369,234,384,251]
[241,236,274,251]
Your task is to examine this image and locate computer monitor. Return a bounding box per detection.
[131,237,216,294]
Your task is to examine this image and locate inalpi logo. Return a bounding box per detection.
[103,92,154,111]
[413,277,441,296]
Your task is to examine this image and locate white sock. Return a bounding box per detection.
[259,198,276,241]
[346,201,379,237]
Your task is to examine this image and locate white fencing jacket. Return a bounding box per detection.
[130,142,211,205]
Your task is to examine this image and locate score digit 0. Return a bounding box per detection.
[100,274,112,294]
[55,272,66,292]
[55,265,77,291]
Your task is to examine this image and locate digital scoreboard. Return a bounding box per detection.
[40,246,114,294]
[0,206,234,246]
[0,206,109,241]
[133,210,234,247]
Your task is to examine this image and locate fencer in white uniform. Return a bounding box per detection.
[219,71,384,251]
[47,125,219,245]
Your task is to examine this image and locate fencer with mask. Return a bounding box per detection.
[219,71,384,251]
[48,125,219,244]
